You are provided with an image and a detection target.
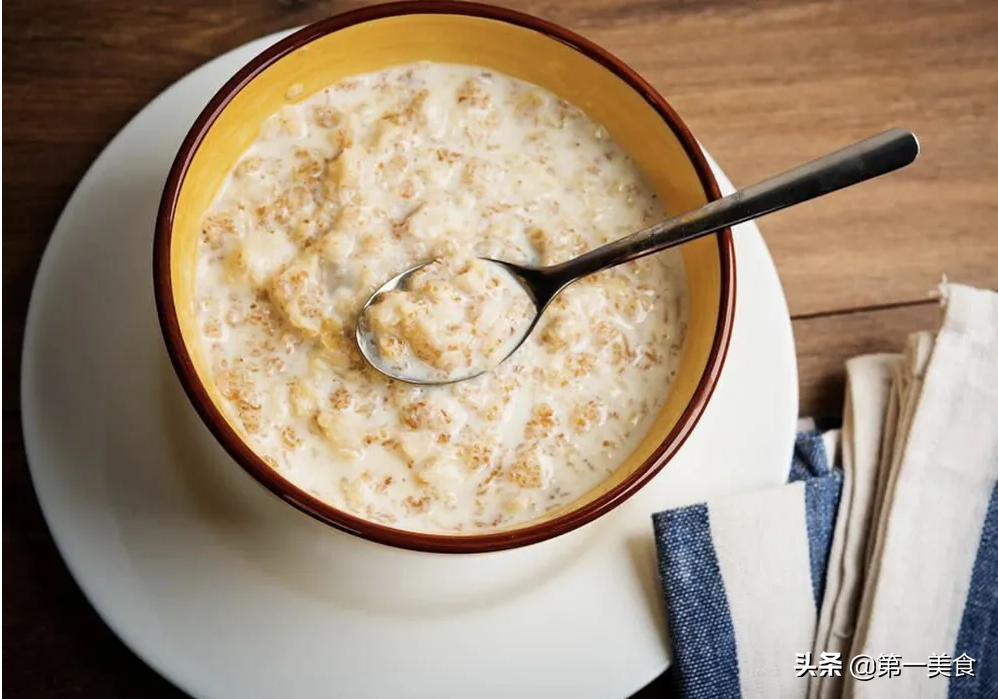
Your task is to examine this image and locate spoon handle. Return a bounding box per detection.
[545,128,920,285]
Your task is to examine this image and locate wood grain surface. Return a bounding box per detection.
[4,1,997,697]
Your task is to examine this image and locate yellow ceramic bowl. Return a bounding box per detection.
[154,1,736,553]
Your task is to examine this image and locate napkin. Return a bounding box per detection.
[653,430,842,699]
[843,285,998,699]
[808,353,899,699]
[652,283,998,699]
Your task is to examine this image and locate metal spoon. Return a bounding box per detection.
[357,127,920,385]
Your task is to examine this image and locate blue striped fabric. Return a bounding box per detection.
[652,431,842,698]
[789,431,844,607]
[949,465,998,699]
[651,432,998,698]
[654,504,741,699]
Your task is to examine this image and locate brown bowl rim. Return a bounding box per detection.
[153,0,737,554]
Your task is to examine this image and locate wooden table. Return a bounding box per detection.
[4,1,997,696]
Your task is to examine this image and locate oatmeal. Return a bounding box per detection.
[194,62,688,534]
[362,257,535,382]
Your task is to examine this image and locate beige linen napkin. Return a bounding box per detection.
[652,283,997,699]
[809,353,901,699]
[843,284,998,699]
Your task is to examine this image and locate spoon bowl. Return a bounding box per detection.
[356,258,546,385]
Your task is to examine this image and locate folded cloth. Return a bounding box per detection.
[652,282,998,699]
[844,285,998,699]
[809,354,900,699]
[652,431,843,699]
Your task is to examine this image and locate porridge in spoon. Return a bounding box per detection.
[362,257,536,382]
[194,61,688,534]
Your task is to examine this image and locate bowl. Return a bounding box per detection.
[153,0,736,553]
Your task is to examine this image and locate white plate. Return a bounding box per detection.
[21,29,797,699]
